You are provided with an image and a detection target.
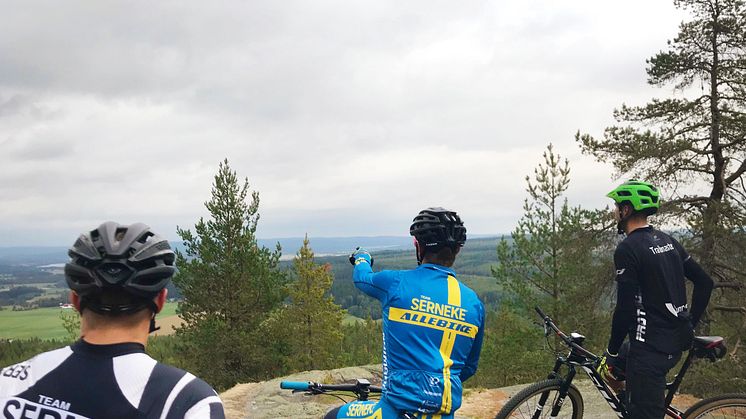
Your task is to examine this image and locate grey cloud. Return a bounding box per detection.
[0,0,686,245]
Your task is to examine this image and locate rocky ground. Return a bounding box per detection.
[219,365,700,418]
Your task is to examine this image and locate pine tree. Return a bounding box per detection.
[173,159,285,390]
[262,236,345,372]
[577,0,746,330]
[493,144,613,331]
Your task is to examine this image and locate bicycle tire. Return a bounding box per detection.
[495,378,584,419]
[682,393,746,418]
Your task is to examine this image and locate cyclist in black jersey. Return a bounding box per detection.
[0,222,225,419]
[599,181,713,419]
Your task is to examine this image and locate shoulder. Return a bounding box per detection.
[458,281,479,302]
[457,281,484,315]
[0,345,73,396]
[614,239,636,257]
[147,362,223,419]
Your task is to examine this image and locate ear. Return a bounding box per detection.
[154,288,168,314]
[621,204,633,218]
[70,291,82,313]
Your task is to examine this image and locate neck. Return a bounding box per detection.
[421,258,453,267]
[625,217,649,235]
[80,318,150,347]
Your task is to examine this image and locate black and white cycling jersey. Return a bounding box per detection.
[0,340,225,419]
[608,226,713,355]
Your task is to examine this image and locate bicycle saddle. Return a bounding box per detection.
[692,336,726,361]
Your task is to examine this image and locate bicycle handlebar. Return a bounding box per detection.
[280,381,311,390]
[535,306,599,362]
[534,306,547,320]
[280,380,383,393]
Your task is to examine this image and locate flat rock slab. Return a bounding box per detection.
[221,366,699,419]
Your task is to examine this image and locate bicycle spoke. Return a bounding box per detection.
[503,390,575,419]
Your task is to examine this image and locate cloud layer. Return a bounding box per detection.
[0,0,687,245]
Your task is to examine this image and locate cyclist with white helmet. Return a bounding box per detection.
[0,222,225,419]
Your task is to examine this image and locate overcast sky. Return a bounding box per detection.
[0,1,689,246]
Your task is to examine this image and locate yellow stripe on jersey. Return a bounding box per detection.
[447,275,460,306]
[439,275,461,414]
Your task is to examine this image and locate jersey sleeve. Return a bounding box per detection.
[672,238,714,326]
[608,242,640,354]
[352,262,399,303]
[164,375,225,419]
[671,237,691,262]
[683,262,714,327]
[459,302,485,383]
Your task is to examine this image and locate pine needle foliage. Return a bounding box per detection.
[173,159,285,390]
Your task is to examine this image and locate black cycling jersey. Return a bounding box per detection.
[0,340,225,419]
[608,226,714,355]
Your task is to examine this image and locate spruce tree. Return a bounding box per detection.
[173,159,285,390]
[262,236,345,372]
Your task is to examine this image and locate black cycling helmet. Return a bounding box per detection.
[64,221,176,314]
[409,207,467,252]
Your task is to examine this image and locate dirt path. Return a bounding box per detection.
[220,367,701,418]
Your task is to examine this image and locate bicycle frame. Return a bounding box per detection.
[533,306,708,419]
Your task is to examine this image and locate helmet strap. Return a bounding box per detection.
[616,204,633,235]
[149,312,160,334]
[413,237,423,265]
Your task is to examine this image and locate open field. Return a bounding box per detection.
[0,302,180,340]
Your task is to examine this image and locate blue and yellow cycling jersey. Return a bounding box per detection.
[353,262,485,417]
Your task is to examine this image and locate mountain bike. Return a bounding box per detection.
[495,306,746,419]
[280,379,419,419]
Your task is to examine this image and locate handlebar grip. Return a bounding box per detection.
[280,381,310,390]
[535,306,547,319]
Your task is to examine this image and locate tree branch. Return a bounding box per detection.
[725,158,746,184]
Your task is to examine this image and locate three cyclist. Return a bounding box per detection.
[599,181,714,419]
[327,207,485,419]
[0,222,225,419]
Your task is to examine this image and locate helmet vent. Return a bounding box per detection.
[154,241,171,251]
[137,232,155,244]
[617,190,632,196]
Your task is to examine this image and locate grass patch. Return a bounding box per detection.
[0,302,179,340]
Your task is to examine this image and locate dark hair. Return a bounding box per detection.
[422,246,459,267]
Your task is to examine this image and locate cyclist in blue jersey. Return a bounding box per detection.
[325,207,485,419]
[0,222,225,419]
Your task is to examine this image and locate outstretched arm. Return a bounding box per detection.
[350,249,398,303]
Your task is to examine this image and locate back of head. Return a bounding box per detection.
[409,207,467,266]
[64,221,176,316]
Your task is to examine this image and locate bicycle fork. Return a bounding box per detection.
[532,360,577,419]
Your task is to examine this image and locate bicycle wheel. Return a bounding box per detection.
[495,378,584,419]
[683,394,746,418]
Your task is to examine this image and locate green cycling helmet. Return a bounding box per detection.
[607,180,660,215]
